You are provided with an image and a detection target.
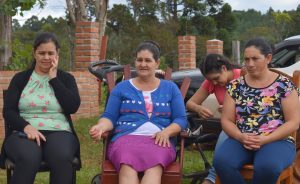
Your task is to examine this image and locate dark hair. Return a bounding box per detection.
[33,32,60,52]
[135,41,161,61]
[244,38,272,56]
[31,32,60,68]
[200,53,239,76]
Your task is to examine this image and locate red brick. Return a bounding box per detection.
[0,84,9,90]
[183,44,196,49]
[74,63,91,70]
[178,36,184,40]
[178,40,194,45]
[178,58,193,63]
[0,71,17,77]
[206,39,223,45]
[76,50,99,57]
[0,77,13,84]
[178,49,195,53]
[75,33,99,39]
[207,45,223,49]
[178,36,196,71]
[76,21,99,27]
[76,27,99,33]
[207,49,223,55]
[184,36,196,41]
[75,39,84,44]
[75,56,98,62]
[76,77,91,83]
[76,45,100,50]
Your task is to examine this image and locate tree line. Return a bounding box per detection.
[3,0,300,71]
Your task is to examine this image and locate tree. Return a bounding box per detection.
[191,15,216,35]
[105,4,138,64]
[217,28,231,56]
[289,7,300,37]
[240,26,276,44]
[65,0,109,68]
[0,0,44,69]
[107,4,136,34]
[214,3,236,32]
[12,19,21,31]
[66,0,108,41]
[127,0,159,23]
[9,15,73,70]
[271,11,292,41]
[159,0,223,22]
[23,16,43,31]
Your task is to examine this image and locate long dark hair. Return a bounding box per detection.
[200,53,240,76]
[31,32,60,68]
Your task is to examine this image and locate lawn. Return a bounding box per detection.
[0,116,213,184]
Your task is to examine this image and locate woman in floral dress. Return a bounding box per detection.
[213,38,300,184]
[1,32,80,184]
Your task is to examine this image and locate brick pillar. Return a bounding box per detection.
[206,39,223,55]
[0,71,17,138]
[178,36,196,70]
[75,22,100,70]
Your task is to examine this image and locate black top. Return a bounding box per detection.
[0,68,81,168]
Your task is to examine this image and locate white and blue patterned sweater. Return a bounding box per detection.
[101,79,187,142]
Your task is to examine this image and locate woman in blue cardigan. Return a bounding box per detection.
[90,41,187,184]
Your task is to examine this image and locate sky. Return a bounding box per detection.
[13,0,300,25]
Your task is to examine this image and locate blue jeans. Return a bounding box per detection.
[205,131,228,183]
[213,138,296,184]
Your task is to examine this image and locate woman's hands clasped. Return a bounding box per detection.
[23,124,46,146]
[239,133,268,150]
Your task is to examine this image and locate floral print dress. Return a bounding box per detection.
[18,71,71,132]
[227,74,297,142]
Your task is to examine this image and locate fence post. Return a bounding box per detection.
[232,40,240,64]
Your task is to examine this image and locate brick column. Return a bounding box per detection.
[178,36,196,70]
[0,71,17,138]
[206,39,223,55]
[75,22,100,70]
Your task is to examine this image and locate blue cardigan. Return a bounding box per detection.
[101,79,187,142]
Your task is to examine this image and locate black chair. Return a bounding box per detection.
[1,90,80,184]
[183,111,221,184]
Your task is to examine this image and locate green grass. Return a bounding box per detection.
[0,116,213,184]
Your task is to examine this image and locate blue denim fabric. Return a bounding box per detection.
[205,131,228,183]
[213,138,296,184]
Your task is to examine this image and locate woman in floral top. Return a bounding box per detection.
[213,38,300,184]
[1,32,81,184]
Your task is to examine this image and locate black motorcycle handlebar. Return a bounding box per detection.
[88,60,121,81]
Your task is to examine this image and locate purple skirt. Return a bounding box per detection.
[108,135,176,172]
